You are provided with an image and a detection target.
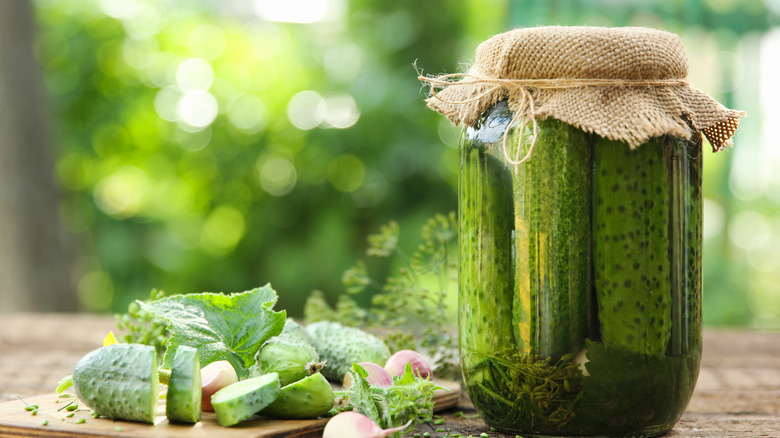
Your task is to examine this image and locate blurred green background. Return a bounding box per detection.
[1,0,778,328]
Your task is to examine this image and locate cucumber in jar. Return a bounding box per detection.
[592,135,672,357]
[458,127,516,372]
[512,117,591,361]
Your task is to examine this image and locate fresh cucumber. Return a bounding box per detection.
[259,372,334,419]
[511,117,590,361]
[279,318,312,344]
[165,345,201,424]
[592,135,672,356]
[254,336,322,386]
[305,321,390,382]
[211,372,281,427]
[72,343,159,424]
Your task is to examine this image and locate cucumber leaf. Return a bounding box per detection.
[140,284,286,378]
[344,363,383,425]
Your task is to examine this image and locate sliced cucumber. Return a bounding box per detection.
[166,346,202,424]
[72,343,159,424]
[259,372,334,419]
[211,372,281,427]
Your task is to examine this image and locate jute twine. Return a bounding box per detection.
[420,26,745,163]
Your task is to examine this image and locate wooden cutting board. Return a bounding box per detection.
[0,381,460,438]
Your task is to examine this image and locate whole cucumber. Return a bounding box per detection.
[305,321,390,382]
[592,135,672,356]
[511,117,590,361]
[72,343,159,424]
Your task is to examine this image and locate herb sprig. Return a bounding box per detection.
[114,288,169,359]
[304,212,460,381]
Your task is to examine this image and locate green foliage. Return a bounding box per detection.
[140,285,286,378]
[304,212,460,380]
[33,0,468,316]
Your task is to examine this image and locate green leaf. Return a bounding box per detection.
[345,363,383,426]
[140,284,286,378]
[345,362,438,433]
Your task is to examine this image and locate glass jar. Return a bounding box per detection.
[458,100,702,437]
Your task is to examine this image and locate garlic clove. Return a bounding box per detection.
[200,360,238,411]
[384,350,433,379]
[343,362,393,389]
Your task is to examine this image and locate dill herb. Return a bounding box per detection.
[114,288,169,359]
[466,349,583,430]
[304,213,460,380]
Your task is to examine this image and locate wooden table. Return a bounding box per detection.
[1,314,778,437]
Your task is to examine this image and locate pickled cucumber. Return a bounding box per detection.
[512,118,590,361]
[458,112,515,373]
[592,135,672,356]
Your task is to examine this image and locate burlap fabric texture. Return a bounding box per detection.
[422,26,744,151]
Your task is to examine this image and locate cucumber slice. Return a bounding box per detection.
[259,372,334,419]
[166,346,202,424]
[211,372,281,427]
[72,344,159,424]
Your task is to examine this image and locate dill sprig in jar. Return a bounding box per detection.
[420,26,744,437]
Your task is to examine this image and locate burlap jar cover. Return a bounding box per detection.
[421,26,744,153]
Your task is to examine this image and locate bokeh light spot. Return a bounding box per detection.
[154,86,183,122]
[177,90,219,128]
[98,0,139,19]
[176,58,214,91]
[201,205,246,256]
[253,0,337,23]
[77,270,115,311]
[228,94,268,133]
[323,94,360,129]
[258,156,297,196]
[94,166,149,219]
[176,125,212,151]
[728,210,770,250]
[287,90,325,130]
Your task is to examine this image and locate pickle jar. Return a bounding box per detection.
[422,26,743,437]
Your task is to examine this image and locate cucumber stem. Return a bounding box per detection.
[55,375,73,394]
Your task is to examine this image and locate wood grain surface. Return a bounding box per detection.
[1,314,779,437]
[0,382,460,438]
